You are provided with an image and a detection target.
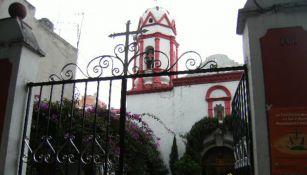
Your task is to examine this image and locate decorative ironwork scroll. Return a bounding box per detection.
[48,44,218,81]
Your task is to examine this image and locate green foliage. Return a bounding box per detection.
[174,154,200,175]
[169,136,178,175]
[173,116,233,174]
[223,115,234,131]
[29,98,168,175]
[185,117,218,162]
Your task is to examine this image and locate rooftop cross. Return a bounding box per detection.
[108,20,147,175]
[108,20,147,73]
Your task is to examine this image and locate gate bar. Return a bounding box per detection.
[27,66,246,87]
[18,86,33,175]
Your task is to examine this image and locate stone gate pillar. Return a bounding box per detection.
[0,3,44,175]
[237,0,307,175]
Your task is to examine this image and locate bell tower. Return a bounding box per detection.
[131,6,179,92]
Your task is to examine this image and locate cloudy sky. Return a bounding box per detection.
[28,0,246,64]
[27,0,247,106]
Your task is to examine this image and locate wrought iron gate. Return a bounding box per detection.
[18,21,251,175]
[232,67,254,175]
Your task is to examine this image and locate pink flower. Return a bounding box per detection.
[85,105,95,113]
[132,114,141,121]
[40,102,49,111]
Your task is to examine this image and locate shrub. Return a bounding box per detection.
[174,154,200,175]
[28,98,168,175]
[173,116,233,174]
[169,136,178,175]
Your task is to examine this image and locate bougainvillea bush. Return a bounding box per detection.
[27,98,168,175]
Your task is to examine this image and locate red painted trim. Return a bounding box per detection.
[139,11,176,35]
[128,71,241,96]
[139,39,144,70]
[127,85,173,95]
[138,34,179,51]
[140,33,177,43]
[208,102,213,118]
[137,18,143,31]
[153,37,161,85]
[157,14,171,25]
[225,101,231,116]
[132,42,138,89]
[134,29,179,91]
[175,45,178,78]
[206,85,231,99]
[172,20,177,35]
[141,12,157,27]
[142,23,176,34]
[174,71,243,86]
[136,39,144,90]
[170,39,174,81]
[206,97,231,102]
[155,37,160,62]
[205,85,232,117]
[157,14,176,35]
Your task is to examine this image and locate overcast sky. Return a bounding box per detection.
[27,0,247,106]
[28,0,246,64]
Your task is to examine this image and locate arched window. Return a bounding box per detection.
[144,46,155,69]
[205,85,231,118]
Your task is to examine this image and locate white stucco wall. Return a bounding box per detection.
[143,25,175,36]
[127,79,239,169]
[159,38,171,69]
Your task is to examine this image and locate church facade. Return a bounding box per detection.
[126,6,242,173]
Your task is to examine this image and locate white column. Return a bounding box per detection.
[0,17,44,175]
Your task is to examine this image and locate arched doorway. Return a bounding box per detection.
[202,147,235,175]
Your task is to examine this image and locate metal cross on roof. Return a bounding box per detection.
[108,20,147,175]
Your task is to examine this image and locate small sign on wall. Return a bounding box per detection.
[268,108,307,175]
[261,26,307,175]
[261,27,307,107]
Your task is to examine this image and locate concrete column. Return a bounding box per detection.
[0,14,44,175]
[237,0,307,174]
